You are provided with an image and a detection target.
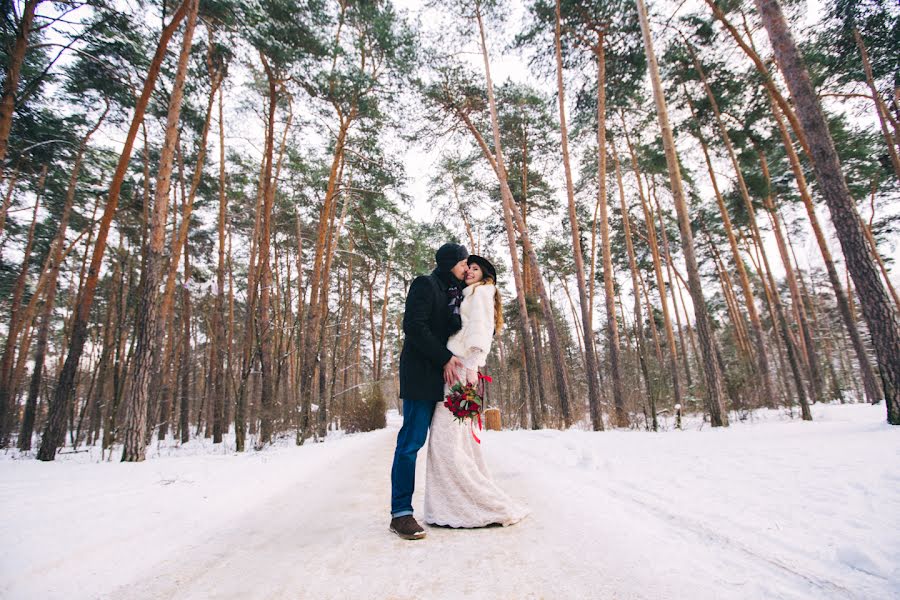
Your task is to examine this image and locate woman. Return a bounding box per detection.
[423,255,530,528]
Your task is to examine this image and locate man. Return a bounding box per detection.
[389,242,468,540]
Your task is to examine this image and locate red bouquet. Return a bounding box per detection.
[444,382,483,422]
[444,373,493,443]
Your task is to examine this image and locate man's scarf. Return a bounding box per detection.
[435,268,465,334]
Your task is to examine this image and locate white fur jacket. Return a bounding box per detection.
[447,282,495,368]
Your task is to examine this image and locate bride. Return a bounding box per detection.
[423,254,529,528]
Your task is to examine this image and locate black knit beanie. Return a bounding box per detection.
[435,243,468,272]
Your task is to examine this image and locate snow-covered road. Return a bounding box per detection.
[3,402,898,599]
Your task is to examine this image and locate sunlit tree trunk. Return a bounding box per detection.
[685,60,779,409]
[636,0,727,425]
[637,173,682,407]
[554,0,607,430]
[769,94,882,403]
[255,55,281,446]
[119,0,199,462]
[612,141,655,428]
[756,145,827,405]
[745,228,812,420]
[179,232,192,443]
[213,83,227,443]
[652,190,693,389]
[787,234,843,400]
[620,121,682,409]
[521,192,548,425]
[474,3,573,425]
[234,158,266,452]
[0,0,40,179]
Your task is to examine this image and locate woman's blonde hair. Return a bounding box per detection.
[472,277,504,333]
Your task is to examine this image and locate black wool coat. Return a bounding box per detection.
[398,270,455,402]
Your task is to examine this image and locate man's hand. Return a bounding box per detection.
[443,356,464,385]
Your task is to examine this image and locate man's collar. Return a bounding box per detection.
[432,268,462,289]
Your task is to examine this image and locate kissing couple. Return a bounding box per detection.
[389,243,529,540]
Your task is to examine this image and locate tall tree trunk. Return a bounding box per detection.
[685,60,780,409]
[636,0,727,425]
[0,167,20,235]
[0,0,40,179]
[554,1,607,430]
[36,0,192,461]
[612,141,655,429]
[788,234,843,400]
[593,37,627,427]
[474,4,572,425]
[754,0,900,424]
[520,193,548,427]
[299,110,352,431]
[213,85,227,443]
[637,172,683,408]
[150,62,223,442]
[745,229,813,419]
[756,145,826,405]
[0,168,43,443]
[652,190,694,389]
[620,118,682,406]
[234,155,267,452]
[375,255,393,381]
[179,238,192,444]
[89,254,123,447]
[309,161,350,441]
[119,0,198,462]
[17,109,107,450]
[103,251,134,452]
[255,55,280,447]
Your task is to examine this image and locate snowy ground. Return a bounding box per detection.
[2,402,898,599]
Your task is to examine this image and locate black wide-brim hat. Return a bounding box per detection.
[467,255,497,283]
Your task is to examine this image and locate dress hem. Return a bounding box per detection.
[423,511,529,529]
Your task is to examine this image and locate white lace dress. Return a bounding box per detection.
[423,283,530,528]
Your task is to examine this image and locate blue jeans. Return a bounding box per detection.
[390,398,436,517]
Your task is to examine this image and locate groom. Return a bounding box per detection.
[389,242,469,540]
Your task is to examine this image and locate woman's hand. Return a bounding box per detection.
[444,356,465,385]
[465,368,478,386]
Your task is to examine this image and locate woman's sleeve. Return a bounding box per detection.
[461,349,484,369]
[462,286,494,357]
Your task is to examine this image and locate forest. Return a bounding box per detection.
[0,0,898,462]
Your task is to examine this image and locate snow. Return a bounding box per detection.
[2,402,898,599]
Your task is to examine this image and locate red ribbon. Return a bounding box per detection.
[471,372,490,443]
[471,413,482,444]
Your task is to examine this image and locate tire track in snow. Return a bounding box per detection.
[608,480,855,598]
[489,431,870,600]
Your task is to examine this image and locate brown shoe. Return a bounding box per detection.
[390,515,426,540]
